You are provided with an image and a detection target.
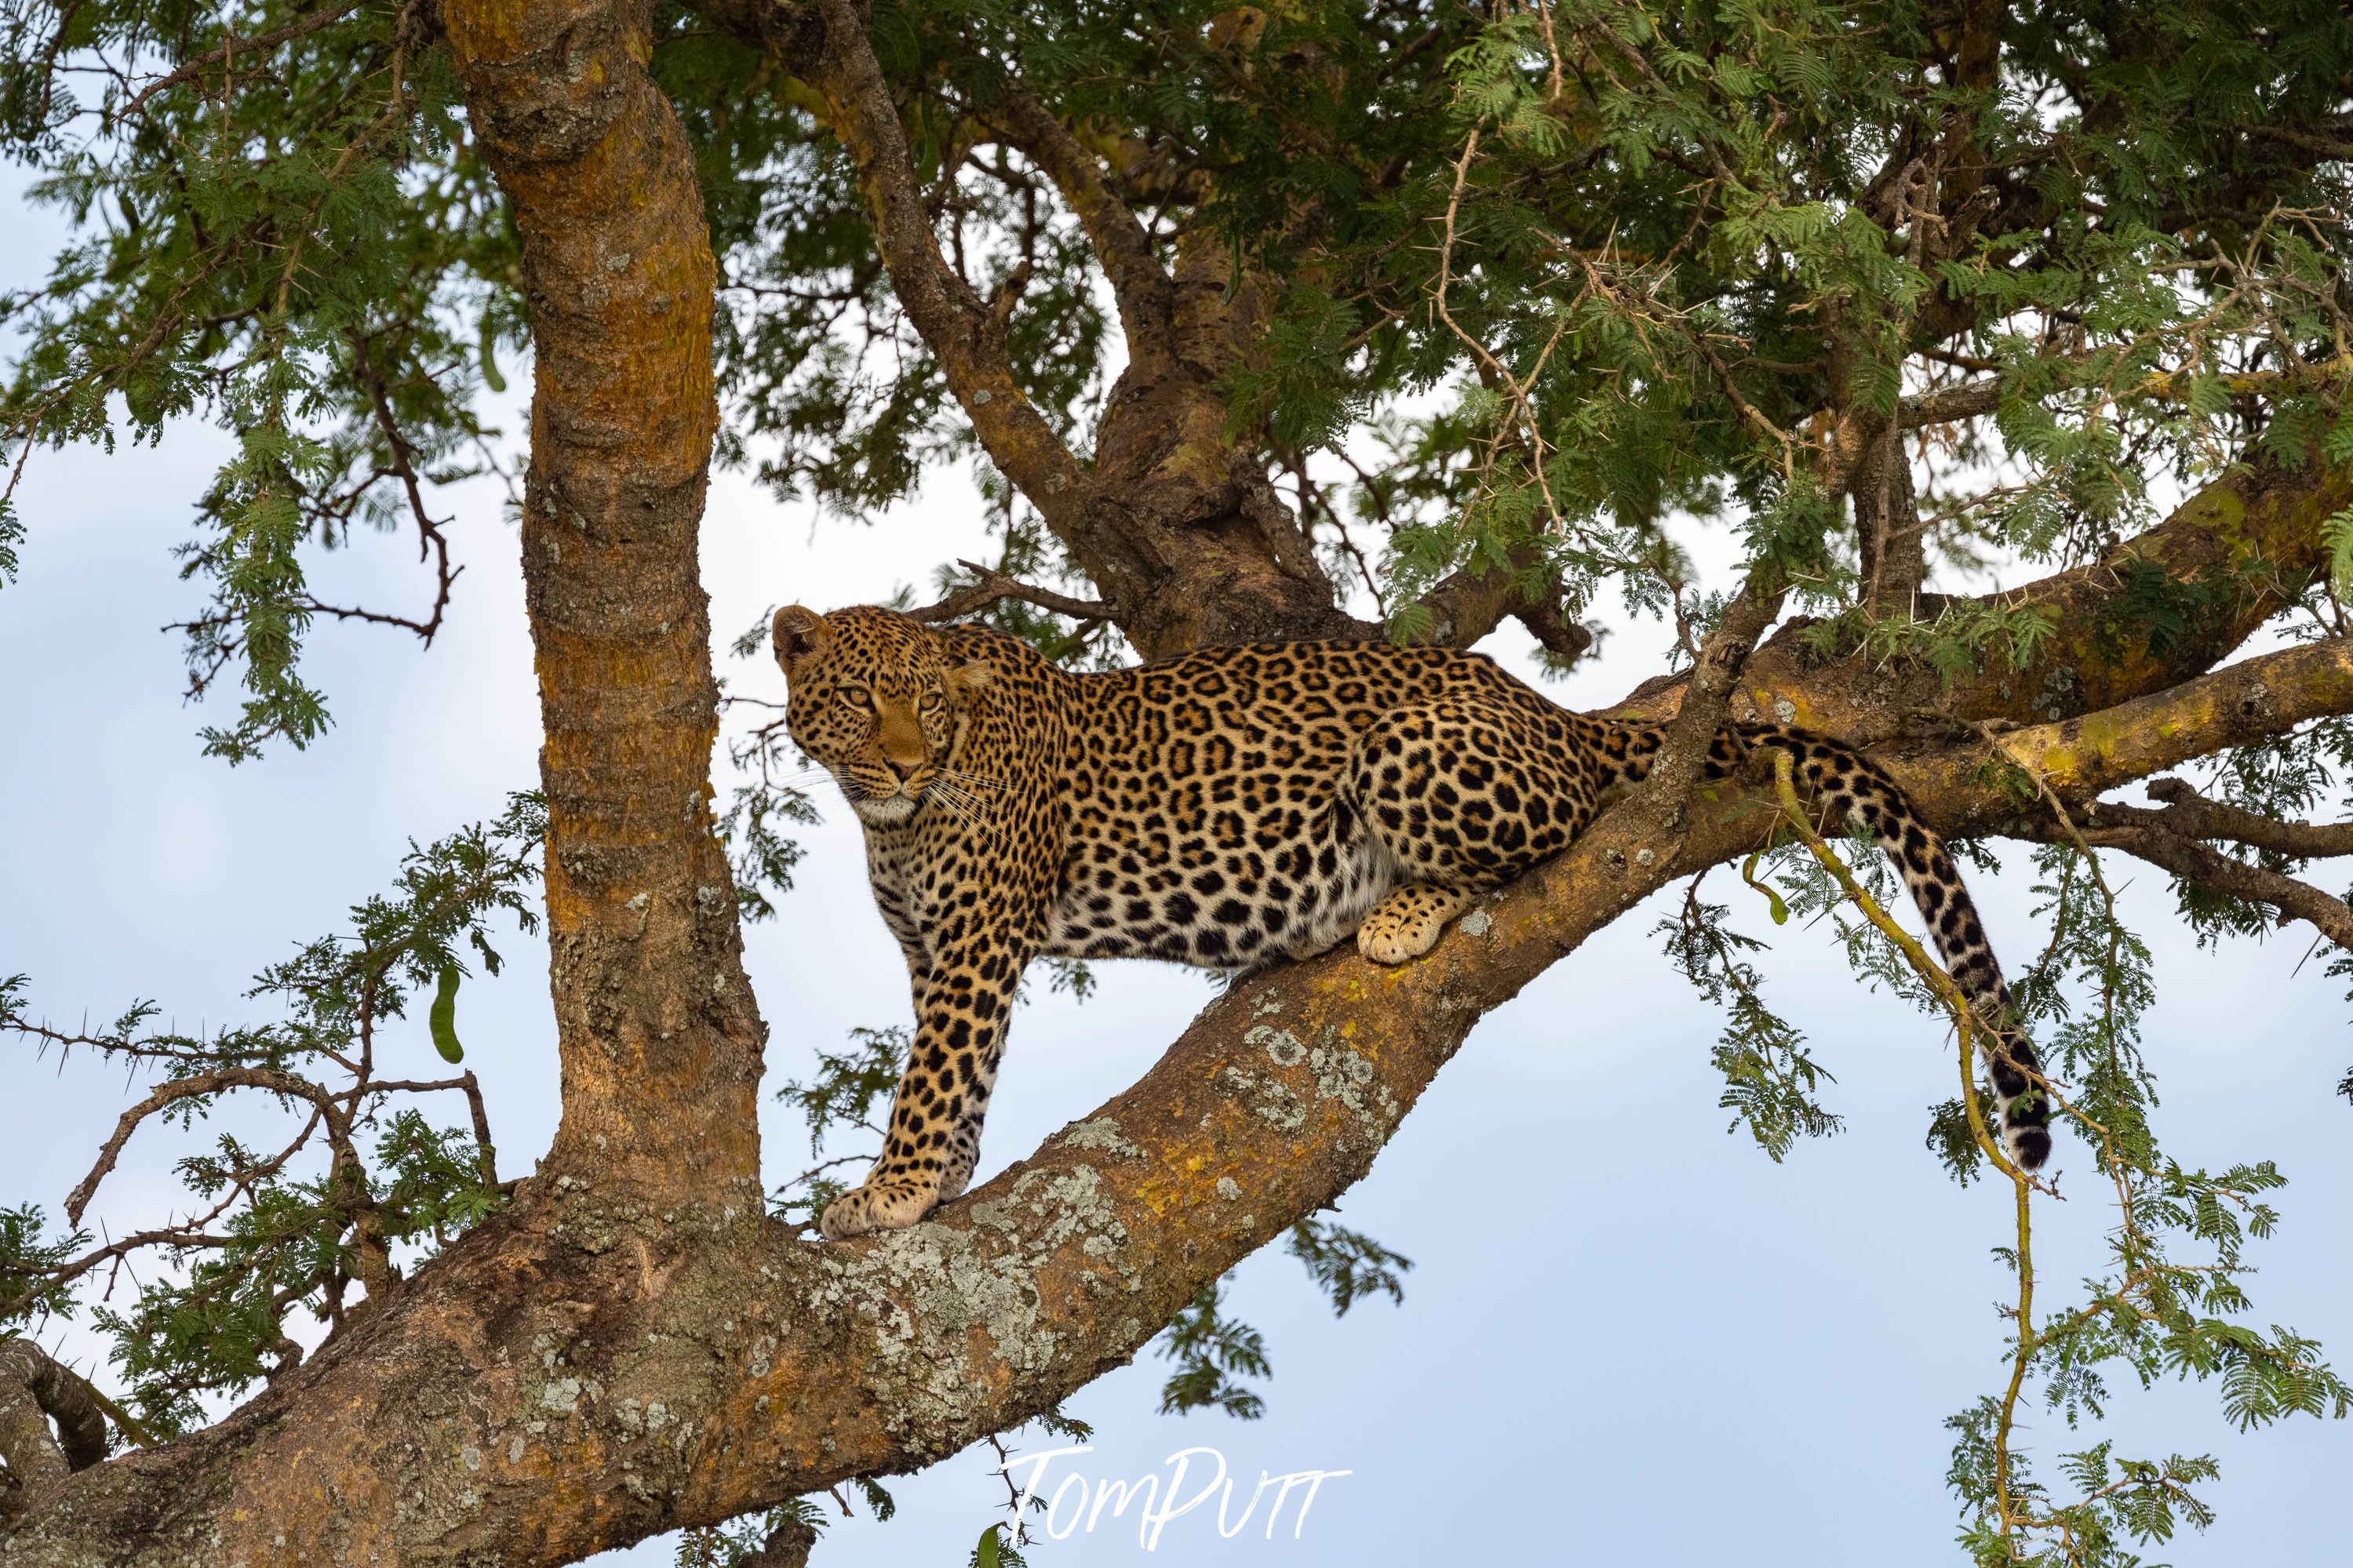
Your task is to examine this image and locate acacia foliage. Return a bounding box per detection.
[0,797,538,1438]
[5,1,2349,703]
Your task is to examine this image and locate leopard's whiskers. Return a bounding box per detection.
[937,769,1004,793]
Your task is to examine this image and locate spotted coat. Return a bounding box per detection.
[772,605,2051,1238]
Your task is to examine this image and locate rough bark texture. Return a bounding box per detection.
[464,0,769,1204]
[1853,425,1928,613]
[0,1341,107,1527]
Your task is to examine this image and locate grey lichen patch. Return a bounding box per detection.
[1060,1118,1145,1160]
[1458,908,1493,939]
[813,1163,1137,1457]
[1215,1177,1242,1201]
[1300,1027,1402,1153]
[1244,1024,1307,1067]
[1220,1064,1308,1130]
[2033,661,2080,722]
[1251,990,1285,1017]
[1307,1038,1375,1104]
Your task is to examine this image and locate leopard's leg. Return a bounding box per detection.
[1356,884,1475,965]
[1344,700,1585,964]
[821,930,1029,1240]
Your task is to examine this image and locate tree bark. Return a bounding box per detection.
[1615,453,2353,741]
[457,0,768,1206]
[1853,424,1928,614]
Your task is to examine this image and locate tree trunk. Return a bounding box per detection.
[461,0,769,1206]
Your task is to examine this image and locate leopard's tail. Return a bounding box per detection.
[1601,719,2053,1169]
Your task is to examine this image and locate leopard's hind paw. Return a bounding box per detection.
[1356,885,1474,966]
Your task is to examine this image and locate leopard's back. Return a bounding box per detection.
[1033,640,1608,968]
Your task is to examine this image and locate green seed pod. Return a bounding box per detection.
[1742,850,1790,926]
[429,964,464,1064]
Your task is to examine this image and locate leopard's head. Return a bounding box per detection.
[772,604,991,827]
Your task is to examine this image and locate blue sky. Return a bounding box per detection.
[3,183,2350,1567]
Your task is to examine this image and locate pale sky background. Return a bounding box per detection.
[3,169,2350,1566]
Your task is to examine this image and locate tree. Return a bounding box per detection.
[2,0,2351,1562]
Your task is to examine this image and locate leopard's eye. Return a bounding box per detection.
[836,686,871,709]
[920,688,943,711]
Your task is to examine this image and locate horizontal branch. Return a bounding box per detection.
[1999,776,2353,949]
[2068,817,2353,948]
[1618,457,2353,744]
[905,561,1114,625]
[2138,776,2353,858]
[1906,638,2353,842]
[1900,379,2003,427]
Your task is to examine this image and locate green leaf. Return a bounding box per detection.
[2322,506,2353,605]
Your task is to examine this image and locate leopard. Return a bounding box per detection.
[771,602,2053,1239]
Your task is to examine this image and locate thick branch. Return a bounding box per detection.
[2000,777,2353,949]
[2138,777,2353,858]
[1619,457,2353,742]
[2066,817,2353,949]
[1900,379,2004,428]
[0,1339,107,1523]
[1903,638,2353,834]
[985,82,1178,373]
[805,0,1088,526]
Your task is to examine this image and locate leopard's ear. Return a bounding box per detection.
[944,656,996,701]
[772,606,833,674]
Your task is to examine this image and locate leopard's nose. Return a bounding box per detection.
[884,758,918,781]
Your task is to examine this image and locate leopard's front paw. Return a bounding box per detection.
[819,1177,942,1239]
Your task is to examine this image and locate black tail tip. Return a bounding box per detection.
[2009,1125,2053,1170]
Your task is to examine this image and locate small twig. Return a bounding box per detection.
[67,1068,343,1226]
[115,0,368,121]
[906,561,1113,624]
